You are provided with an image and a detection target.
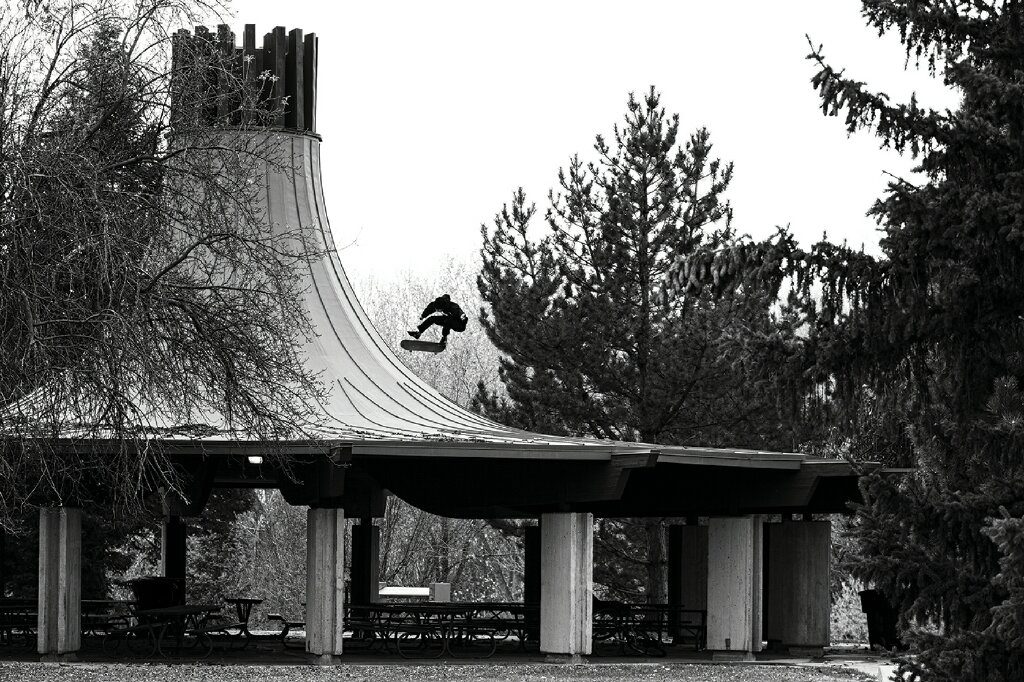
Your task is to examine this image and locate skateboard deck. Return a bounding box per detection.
[400,339,447,354]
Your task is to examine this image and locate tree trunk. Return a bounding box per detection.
[644,518,667,603]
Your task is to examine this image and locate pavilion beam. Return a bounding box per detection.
[306,507,345,663]
[37,507,81,660]
[706,516,763,661]
[540,512,592,662]
[764,519,831,655]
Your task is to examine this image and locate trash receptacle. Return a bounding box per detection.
[128,576,185,611]
[859,589,903,650]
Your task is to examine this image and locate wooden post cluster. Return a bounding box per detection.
[171,24,318,132]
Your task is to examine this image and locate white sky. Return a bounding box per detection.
[232,1,960,281]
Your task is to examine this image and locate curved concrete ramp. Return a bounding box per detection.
[274,130,618,452]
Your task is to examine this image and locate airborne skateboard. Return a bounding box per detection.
[400,339,447,354]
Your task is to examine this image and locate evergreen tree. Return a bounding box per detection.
[670,2,1024,679]
[477,89,799,601]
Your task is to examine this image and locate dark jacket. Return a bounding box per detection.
[421,296,466,320]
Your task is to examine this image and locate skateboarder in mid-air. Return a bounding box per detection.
[408,294,468,344]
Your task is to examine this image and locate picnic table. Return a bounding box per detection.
[348,602,532,658]
[133,603,227,658]
[102,602,243,658]
[223,597,264,648]
[592,602,706,656]
[0,598,35,647]
[82,599,135,636]
[255,600,701,659]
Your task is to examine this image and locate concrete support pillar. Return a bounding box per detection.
[524,525,541,604]
[764,519,831,655]
[540,512,592,661]
[306,507,345,663]
[706,516,763,661]
[668,523,708,642]
[161,515,187,597]
[668,524,708,610]
[37,507,81,660]
[350,521,379,605]
[0,527,6,597]
[523,524,541,642]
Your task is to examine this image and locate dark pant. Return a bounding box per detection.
[418,314,467,338]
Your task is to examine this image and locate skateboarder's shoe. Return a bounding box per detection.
[407,330,421,339]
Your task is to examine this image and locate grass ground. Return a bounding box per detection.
[0,662,876,682]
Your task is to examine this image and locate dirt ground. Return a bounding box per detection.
[0,662,877,682]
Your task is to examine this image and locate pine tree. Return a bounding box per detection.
[477,88,799,601]
[669,3,1024,679]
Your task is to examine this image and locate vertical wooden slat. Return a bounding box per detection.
[253,46,265,114]
[262,27,287,127]
[303,33,317,132]
[242,25,257,124]
[196,26,218,126]
[286,29,304,129]
[170,29,192,129]
[242,25,257,71]
[216,25,235,121]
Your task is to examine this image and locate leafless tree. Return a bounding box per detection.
[0,0,327,530]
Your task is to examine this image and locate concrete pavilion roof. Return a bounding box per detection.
[154,131,841,462]
[134,128,864,518]
[11,130,869,517]
[7,23,874,517]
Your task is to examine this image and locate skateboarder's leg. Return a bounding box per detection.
[417,314,448,333]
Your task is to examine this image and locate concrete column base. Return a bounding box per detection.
[545,653,587,664]
[39,653,79,662]
[787,645,826,658]
[311,653,341,665]
[711,650,756,662]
